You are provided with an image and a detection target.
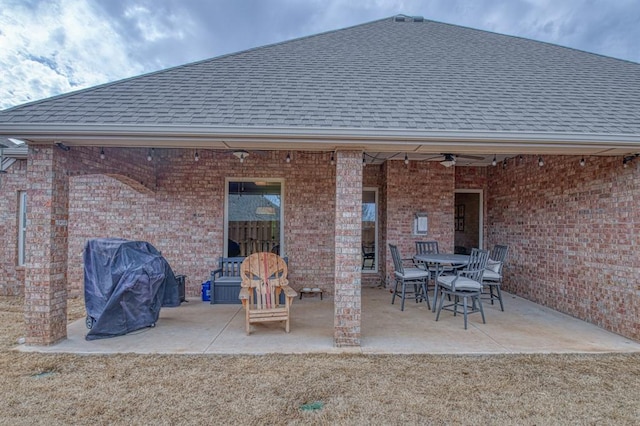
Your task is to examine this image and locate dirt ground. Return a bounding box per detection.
[1,296,639,425]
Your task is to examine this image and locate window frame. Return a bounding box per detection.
[224,177,285,257]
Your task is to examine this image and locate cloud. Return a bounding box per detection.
[0,0,144,109]
[1,0,639,111]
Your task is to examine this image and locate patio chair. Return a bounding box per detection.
[415,240,439,256]
[415,240,454,276]
[389,244,430,311]
[362,244,375,269]
[482,244,509,311]
[435,248,489,329]
[239,252,297,335]
[414,241,440,292]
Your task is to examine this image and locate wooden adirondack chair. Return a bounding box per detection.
[239,252,297,335]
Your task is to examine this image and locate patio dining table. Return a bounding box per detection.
[413,253,470,312]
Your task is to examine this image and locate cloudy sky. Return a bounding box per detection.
[1,0,639,110]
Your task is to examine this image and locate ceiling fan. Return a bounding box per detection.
[425,153,485,167]
[228,149,272,163]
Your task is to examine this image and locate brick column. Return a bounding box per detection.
[334,150,362,346]
[25,145,69,345]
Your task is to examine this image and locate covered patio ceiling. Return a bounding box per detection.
[3,124,640,167]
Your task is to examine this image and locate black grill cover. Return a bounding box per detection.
[83,238,180,340]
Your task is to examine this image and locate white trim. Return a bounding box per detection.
[224,177,285,257]
[3,123,640,152]
[454,189,483,250]
[18,191,27,266]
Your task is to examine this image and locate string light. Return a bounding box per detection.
[491,155,497,166]
[502,158,507,169]
[100,148,105,160]
[195,150,199,162]
[286,152,291,163]
[147,148,153,162]
[404,153,409,165]
[330,152,335,165]
[538,156,544,167]
[579,157,585,167]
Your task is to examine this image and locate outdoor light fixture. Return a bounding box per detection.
[285,152,291,163]
[440,154,456,168]
[622,154,638,168]
[404,153,409,165]
[491,155,497,166]
[538,156,544,167]
[100,148,105,160]
[232,150,248,163]
[55,142,70,151]
[194,150,199,162]
[580,157,585,167]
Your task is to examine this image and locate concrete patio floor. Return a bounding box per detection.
[19,287,640,355]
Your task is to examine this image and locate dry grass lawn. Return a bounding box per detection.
[1,295,639,425]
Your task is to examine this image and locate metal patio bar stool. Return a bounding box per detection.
[389,244,430,311]
[435,248,489,329]
[482,244,509,311]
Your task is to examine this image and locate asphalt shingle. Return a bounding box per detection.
[1,16,639,135]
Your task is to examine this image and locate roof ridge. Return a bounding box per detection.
[4,12,636,115]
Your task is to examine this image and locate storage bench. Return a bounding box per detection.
[210,257,244,304]
[209,256,288,304]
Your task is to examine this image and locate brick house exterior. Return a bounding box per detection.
[1,15,640,345]
[0,156,27,296]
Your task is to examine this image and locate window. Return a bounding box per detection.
[225,179,283,257]
[362,188,378,272]
[18,191,27,266]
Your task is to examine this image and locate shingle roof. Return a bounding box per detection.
[1,15,639,137]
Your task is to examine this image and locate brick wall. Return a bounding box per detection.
[333,150,362,346]
[24,146,70,344]
[15,145,640,343]
[383,160,455,280]
[0,158,27,295]
[455,166,487,190]
[486,155,640,341]
[67,148,336,297]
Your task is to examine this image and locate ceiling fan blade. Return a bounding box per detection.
[424,155,443,161]
[456,154,485,160]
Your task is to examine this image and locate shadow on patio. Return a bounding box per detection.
[18,287,640,355]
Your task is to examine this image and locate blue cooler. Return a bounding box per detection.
[201,281,211,302]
